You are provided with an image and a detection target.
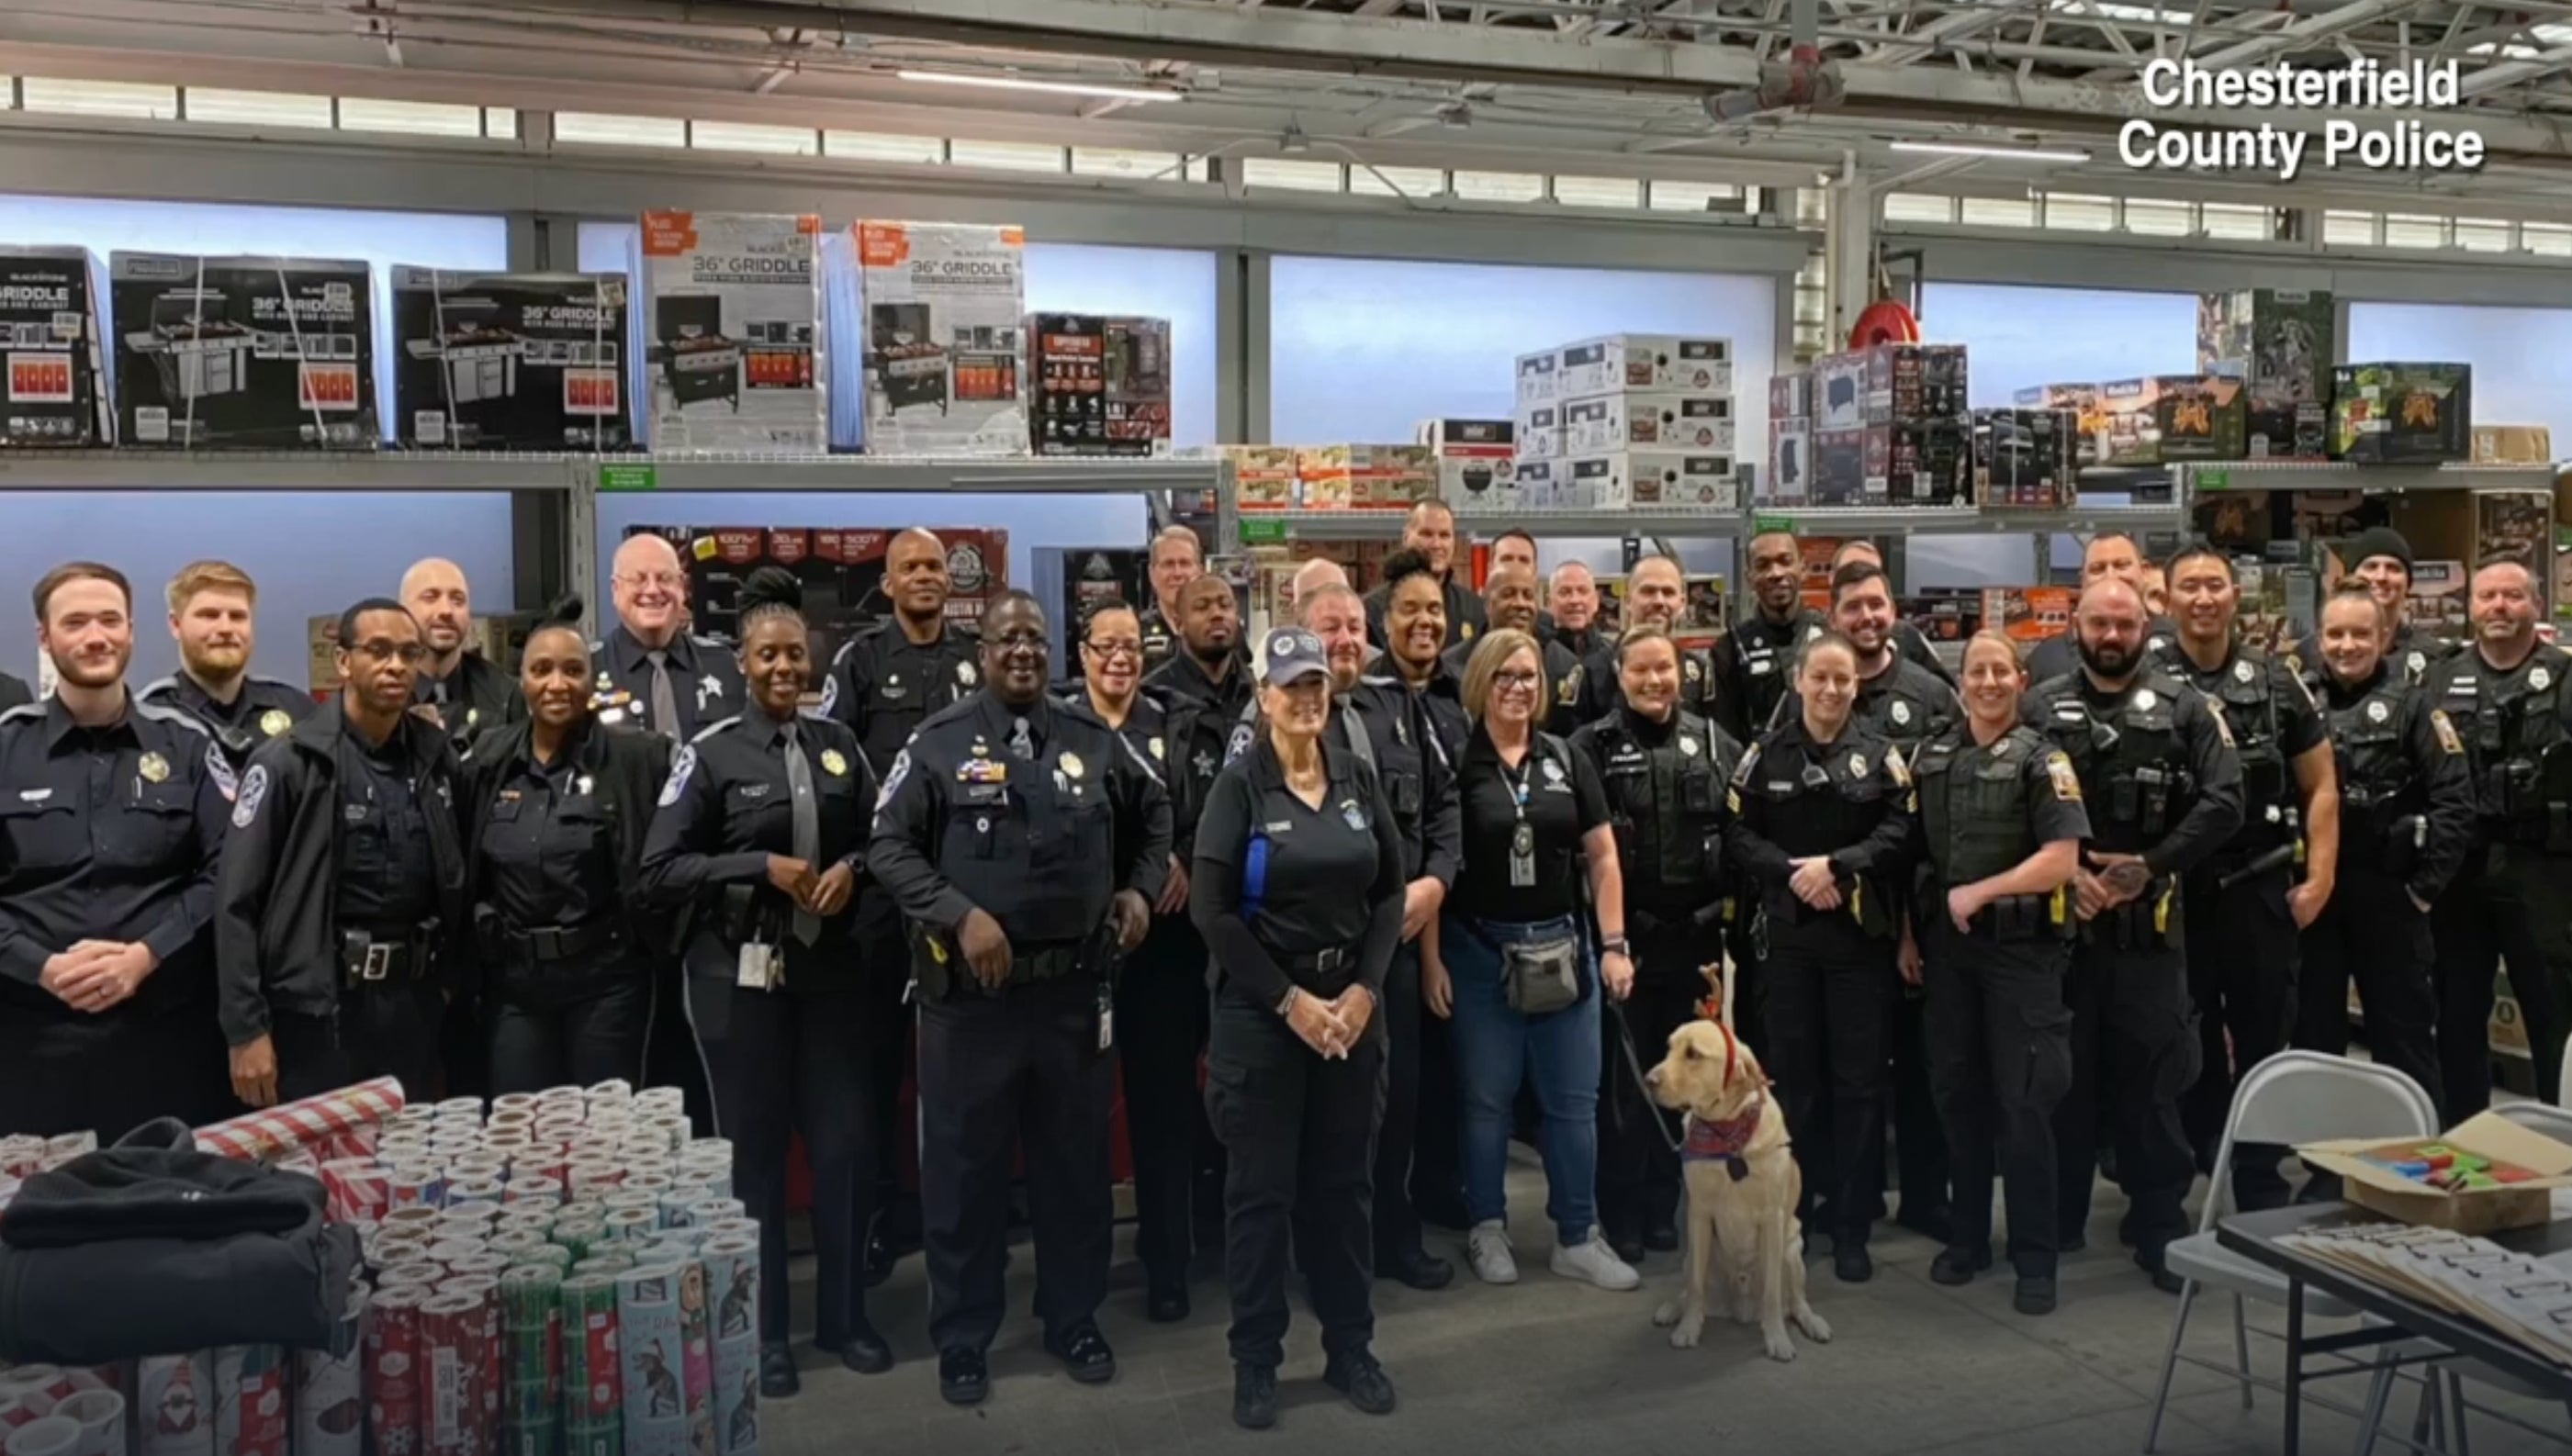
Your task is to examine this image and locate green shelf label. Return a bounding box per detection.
[2196,470,2229,491]
[1753,514,1795,533]
[1239,517,1287,544]
[599,464,658,493]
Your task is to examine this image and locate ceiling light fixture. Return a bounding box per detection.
[894,70,1182,103]
[1891,139,2092,162]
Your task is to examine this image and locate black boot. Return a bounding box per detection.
[1232,1363,1279,1430]
[758,1342,799,1398]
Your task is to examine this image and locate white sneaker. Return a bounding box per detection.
[1551,1233,1642,1292]
[1466,1221,1519,1285]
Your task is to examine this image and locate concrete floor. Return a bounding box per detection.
[761,1153,2570,1456]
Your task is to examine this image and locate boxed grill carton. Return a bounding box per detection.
[1861,343,1970,424]
[1764,418,1811,507]
[1028,313,1172,457]
[1562,394,1735,455]
[1419,418,1516,512]
[2331,362,2472,464]
[2199,288,2333,459]
[392,269,632,451]
[2098,375,2247,465]
[1297,443,1436,510]
[1514,350,1559,405]
[1813,351,1868,432]
[1568,451,1737,510]
[1971,408,2081,509]
[2012,383,2106,466]
[638,211,826,453]
[111,252,376,449]
[1515,458,1562,510]
[1556,333,1733,397]
[1195,443,1297,511]
[835,220,1028,456]
[1864,420,1971,506]
[1769,371,1812,421]
[1512,400,1564,461]
[2473,424,2553,465]
[0,246,109,447]
[1812,428,1868,505]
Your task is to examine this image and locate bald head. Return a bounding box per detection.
[1549,561,1599,633]
[1149,525,1204,614]
[886,528,951,626]
[612,534,688,646]
[401,557,472,664]
[2082,533,2143,588]
[1288,558,1349,612]
[1484,564,1540,635]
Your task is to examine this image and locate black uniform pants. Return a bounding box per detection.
[644,946,716,1136]
[1889,983,1952,1226]
[1761,915,1895,1247]
[1409,980,1466,1227]
[0,1001,232,1138]
[275,977,447,1104]
[1207,991,1384,1369]
[1598,929,1703,1244]
[1118,913,1214,1286]
[2434,846,2572,1115]
[487,960,650,1096]
[2179,861,2298,1211]
[2297,864,2442,1117]
[1370,940,1430,1261]
[1925,926,2072,1275]
[919,972,1114,1356]
[855,899,918,1242]
[684,940,875,1350]
[2054,937,2199,1256]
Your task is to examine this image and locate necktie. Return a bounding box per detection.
[781,722,822,946]
[1335,694,1376,773]
[647,651,681,740]
[1009,715,1036,762]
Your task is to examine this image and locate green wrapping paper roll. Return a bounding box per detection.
[500,1265,564,1456]
[559,1271,623,1456]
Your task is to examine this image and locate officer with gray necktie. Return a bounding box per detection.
[596,532,745,741]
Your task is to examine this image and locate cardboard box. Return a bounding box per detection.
[391,268,632,451]
[2199,288,2334,459]
[1562,393,1735,454]
[1765,418,1811,507]
[838,220,1026,456]
[1972,408,2082,509]
[1419,418,1516,512]
[638,211,826,453]
[2013,383,2106,466]
[1982,586,2077,647]
[1514,350,1559,405]
[2333,362,2473,464]
[1769,371,1811,421]
[651,523,1010,666]
[1297,443,1435,510]
[1814,352,1868,432]
[2409,559,2469,635]
[1902,591,1981,644]
[1513,400,1563,461]
[1865,420,1971,506]
[2475,424,2554,465]
[1195,443,1297,511]
[1599,450,1738,510]
[1556,333,1734,397]
[1515,458,1562,510]
[0,246,110,447]
[1812,428,1870,505]
[2098,375,2248,465]
[1861,343,1970,424]
[2299,1113,2572,1235]
[306,613,343,695]
[1028,313,1171,457]
[111,252,376,449]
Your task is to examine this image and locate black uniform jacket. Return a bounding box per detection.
[1365,574,1487,656]
[0,673,29,715]
[460,718,675,966]
[638,709,875,962]
[592,625,747,742]
[417,651,520,756]
[136,672,316,774]
[215,703,468,1047]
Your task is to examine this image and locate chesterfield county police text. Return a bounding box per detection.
[2118,61,2486,183]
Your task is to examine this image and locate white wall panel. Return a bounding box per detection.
[2348,302,2572,451]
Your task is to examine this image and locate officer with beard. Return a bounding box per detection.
[2022,577,2241,1292]
[1712,532,1828,746]
[595,533,744,742]
[0,562,233,1135]
[1137,526,1206,672]
[1146,573,1252,721]
[1574,557,1713,724]
[1830,541,1957,689]
[136,560,313,772]
[2026,535,2181,683]
[1448,565,1583,736]
[402,557,516,752]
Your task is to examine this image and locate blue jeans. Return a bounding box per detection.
[1442,913,1601,1245]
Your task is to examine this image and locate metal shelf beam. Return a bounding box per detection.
[2181,461,2561,494]
[0,451,1229,498]
[0,450,578,492]
[1760,504,2189,536]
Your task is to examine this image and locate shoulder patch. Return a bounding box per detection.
[2209,703,2236,749]
[2432,708,2465,756]
[230,764,269,830]
[816,673,839,716]
[875,747,912,810]
[1225,719,1256,766]
[2045,750,2083,802]
[204,740,238,801]
[1730,741,1760,787]
[660,745,697,808]
[1885,746,1911,788]
[687,715,741,745]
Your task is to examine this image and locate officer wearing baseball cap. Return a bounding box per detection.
[1193,626,1408,1429]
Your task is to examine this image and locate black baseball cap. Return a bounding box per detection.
[1262,627,1331,686]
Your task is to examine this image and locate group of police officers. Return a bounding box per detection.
[0,497,2562,1426]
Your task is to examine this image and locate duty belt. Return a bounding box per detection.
[488,916,621,967]
[343,923,438,984]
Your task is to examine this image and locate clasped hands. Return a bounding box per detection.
[41,941,155,1015]
[2072,851,2153,922]
[765,854,859,919]
[1285,984,1375,1059]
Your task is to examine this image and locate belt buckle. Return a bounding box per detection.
[359,943,395,981]
[1316,946,1346,974]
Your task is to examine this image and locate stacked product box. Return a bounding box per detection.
[1811,343,1969,506]
[637,211,826,453]
[833,220,1028,456]
[0,245,110,447]
[1196,443,1298,511]
[2097,375,2247,465]
[2332,362,2472,463]
[1028,312,1171,457]
[1764,372,1811,507]
[1295,444,1437,510]
[1971,408,2081,509]
[2199,288,2334,458]
[1546,331,1737,513]
[1420,418,1516,512]
[1513,350,1563,470]
[2012,383,2105,466]
[391,268,633,451]
[2474,424,2553,464]
[111,252,376,449]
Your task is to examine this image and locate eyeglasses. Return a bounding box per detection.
[1494,669,1541,689]
[616,571,686,591]
[1084,638,1143,659]
[350,640,429,665]
[992,631,1049,651]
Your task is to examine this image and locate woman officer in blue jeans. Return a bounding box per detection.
[1421,627,1637,1292]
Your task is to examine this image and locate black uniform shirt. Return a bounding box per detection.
[0,697,230,1015]
[1144,649,1252,719]
[135,672,314,772]
[1775,654,1960,747]
[478,728,619,931]
[336,727,438,932]
[0,672,30,715]
[415,651,517,752]
[1221,676,1461,890]
[2022,667,2243,874]
[1893,620,1959,688]
[1365,574,1487,656]
[1726,716,1917,901]
[821,620,981,776]
[1450,725,1609,925]
[641,708,877,950]
[1192,737,1404,1007]
[1569,703,1739,925]
[1138,604,1180,672]
[1911,723,2091,888]
[2318,663,2476,902]
[2154,641,2327,853]
[1711,608,1828,745]
[2422,640,2572,837]
[2388,622,2454,687]
[594,624,746,742]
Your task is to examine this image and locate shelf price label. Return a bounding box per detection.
[1238,518,1287,544]
[1753,514,1795,533]
[599,463,658,493]
[2196,469,2229,492]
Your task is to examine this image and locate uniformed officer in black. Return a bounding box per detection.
[595,532,745,741]
[2342,528,2452,686]
[1571,625,1739,1264]
[1137,524,1206,671]
[2025,534,2181,683]
[822,525,981,1280]
[2023,577,2241,1291]
[2155,546,2337,1211]
[870,589,1170,1408]
[1712,532,1828,746]
[1145,571,1252,720]
[1362,499,1485,654]
[1911,631,2088,1316]
[136,559,314,773]
[1728,630,1917,1283]
[2297,585,2473,1115]
[0,562,232,1137]
[2423,557,2572,1114]
[0,669,29,714]
[462,598,673,1095]
[401,556,517,752]
[1193,627,1408,1430]
[1830,562,1961,750]
[219,596,468,1111]
[1547,562,1606,664]
[1829,540,1959,690]
[641,567,882,1394]
[1576,555,1714,725]
[1447,565,1583,737]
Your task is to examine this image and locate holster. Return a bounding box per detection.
[1974,891,2072,943]
[910,923,958,1001]
[2080,879,2180,950]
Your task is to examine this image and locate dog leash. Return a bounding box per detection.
[1605,1000,1687,1156]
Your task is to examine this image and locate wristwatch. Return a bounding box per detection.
[1275,986,1300,1016]
[1600,935,1631,957]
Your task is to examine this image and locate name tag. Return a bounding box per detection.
[737,941,781,991]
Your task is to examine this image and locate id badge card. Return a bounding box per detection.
[1095,980,1116,1053]
[737,940,780,991]
[1509,821,1537,888]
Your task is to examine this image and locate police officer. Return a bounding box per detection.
[2297,585,2472,1115]
[2156,546,2336,1212]
[1138,524,1206,671]
[1711,532,1828,746]
[823,525,981,1280]
[595,533,744,741]
[219,596,468,1110]
[1911,631,2087,1316]
[137,560,313,772]
[1572,625,1739,1265]
[2026,535,2181,683]
[1374,551,1470,764]
[870,589,1169,1408]
[0,562,232,1137]
[461,598,672,1095]
[1728,631,1916,1283]
[1830,541,1958,689]
[1363,500,1485,653]
[1447,565,1583,735]
[1487,530,1549,643]
[1193,627,1408,1431]
[1576,556,1713,725]
[1548,563,1605,663]
[641,567,882,1394]
[2023,577,2241,1292]
[401,557,516,752]
[1145,572,1252,719]
[0,668,29,713]
[2344,528,2452,685]
[2423,558,2572,1114]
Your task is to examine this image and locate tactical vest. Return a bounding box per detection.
[1733,613,1826,730]
[1590,710,1727,907]
[2326,675,2421,869]
[1913,726,2043,887]
[2031,673,2196,855]
[2433,649,2572,840]
[1858,666,1946,752]
[2196,650,2294,846]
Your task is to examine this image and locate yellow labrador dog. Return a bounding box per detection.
[1645,1017,1831,1361]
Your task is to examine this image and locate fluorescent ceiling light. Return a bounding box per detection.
[894,70,1180,103]
[1891,139,2092,162]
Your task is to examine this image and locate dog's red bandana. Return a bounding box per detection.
[1681,1094,1766,1170]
